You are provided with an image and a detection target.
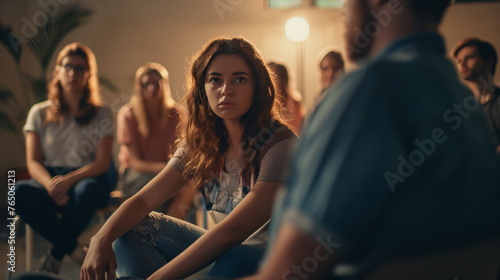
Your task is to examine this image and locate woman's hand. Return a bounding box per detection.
[47,175,75,206]
[118,151,131,169]
[81,236,117,280]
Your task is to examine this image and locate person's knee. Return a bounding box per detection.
[73,178,108,200]
[15,182,45,210]
[13,272,65,280]
[15,181,37,199]
[219,245,263,261]
[209,245,263,277]
[113,213,165,251]
[74,178,101,191]
[113,226,145,252]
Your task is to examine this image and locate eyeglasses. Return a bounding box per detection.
[60,64,89,74]
[141,81,160,90]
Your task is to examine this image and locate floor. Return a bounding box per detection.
[0,209,209,280]
[1,211,103,280]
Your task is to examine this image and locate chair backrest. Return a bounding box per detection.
[359,236,500,280]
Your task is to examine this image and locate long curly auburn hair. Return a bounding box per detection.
[181,36,288,187]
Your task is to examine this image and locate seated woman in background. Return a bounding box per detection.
[267,60,305,135]
[314,48,345,108]
[15,42,114,275]
[116,62,193,218]
[81,36,297,280]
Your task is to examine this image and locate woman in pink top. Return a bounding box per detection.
[267,60,305,135]
[117,62,192,217]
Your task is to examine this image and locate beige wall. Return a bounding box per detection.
[1,0,499,206]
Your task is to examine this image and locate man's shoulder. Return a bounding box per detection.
[344,55,413,81]
[487,86,500,108]
[343,49,450,91]
[332,59,402,96]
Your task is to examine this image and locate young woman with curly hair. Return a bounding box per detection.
[81,36,297,279]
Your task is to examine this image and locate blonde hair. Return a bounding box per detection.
[130,62,177,137]
[46,42,102,124]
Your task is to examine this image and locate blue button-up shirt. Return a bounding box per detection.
[268,32,500,265]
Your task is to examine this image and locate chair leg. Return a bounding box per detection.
[26,223,33,271]
[6,216,19,279]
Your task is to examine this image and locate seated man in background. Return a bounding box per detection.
[452,37,500,152]
[243,0,500,279]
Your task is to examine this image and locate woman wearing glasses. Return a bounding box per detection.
[15,42,114,275]
[116,63,192,217]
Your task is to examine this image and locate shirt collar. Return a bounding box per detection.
[377,31,446,59]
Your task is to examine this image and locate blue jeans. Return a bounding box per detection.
[113,212,264,279]
[15,166,112,260]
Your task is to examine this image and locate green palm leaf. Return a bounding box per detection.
[0,87,14,102]
[0,22,23,64]
[99,77,120,94]
[27,4,93,74]
[0,111,16,132]
[23,76,48,103]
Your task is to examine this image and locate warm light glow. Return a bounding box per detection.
[285,17,310,42]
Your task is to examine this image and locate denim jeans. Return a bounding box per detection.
[113,212,264,279]
[15,166,112,260]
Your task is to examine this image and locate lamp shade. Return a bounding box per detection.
[285,17,310,42]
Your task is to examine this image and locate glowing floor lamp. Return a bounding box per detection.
[285,17,310,96]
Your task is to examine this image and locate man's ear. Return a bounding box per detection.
[485,57,495,77]
[368,0,391,10]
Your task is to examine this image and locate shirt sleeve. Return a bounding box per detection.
[256,138,296,183]
[167,146,187,174]
[97,106,115,138]
[23,102,44,134]
[117,105,137,144]
[279,68,400,258]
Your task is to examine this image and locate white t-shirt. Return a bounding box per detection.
[24,100,114,168]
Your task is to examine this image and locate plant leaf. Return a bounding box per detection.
[22,75,48,103]
[27,4,94,73]
[99,77,120,94]
[0,111,17,132]
[0,22,23,64]
[0,87,14,102]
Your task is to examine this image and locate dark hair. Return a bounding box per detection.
[321,51,344,70]
[406,0,452,24]
[452,38,498,76]
[267,61,289,102]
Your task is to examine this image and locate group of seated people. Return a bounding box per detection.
[14,0,500,279]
